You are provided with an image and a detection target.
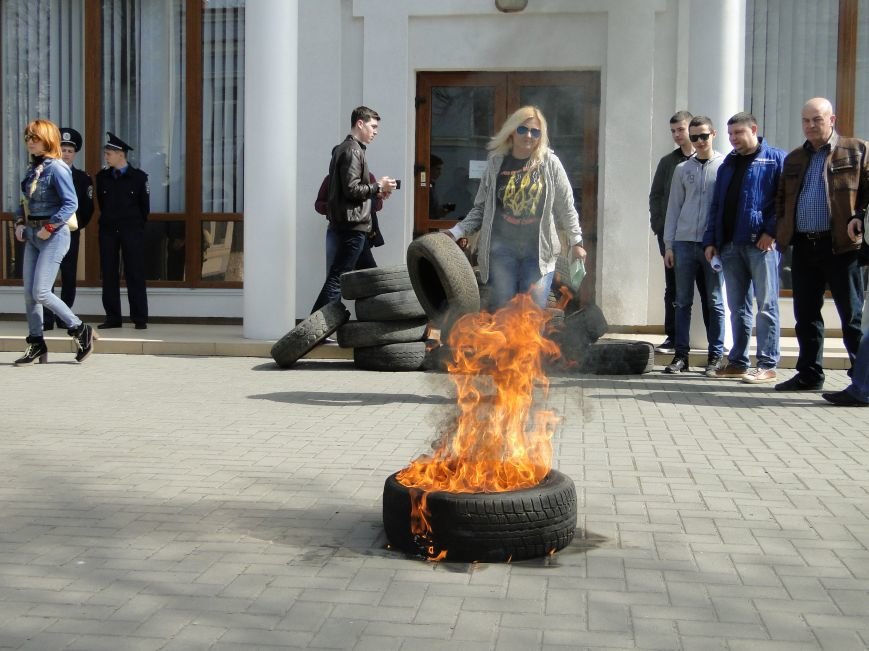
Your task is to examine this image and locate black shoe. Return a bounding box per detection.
[775,375,824,392]
[98,321,122,329]
[822,390,868,407]
[13,336,48,366]
[655,338,675,353]
[663,356,688,374]
[134,323,148,330]
[704,355,723,377]
[68,323,95,362]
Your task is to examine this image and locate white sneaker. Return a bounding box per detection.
[741,368,777,384]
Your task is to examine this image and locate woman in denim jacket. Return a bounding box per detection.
[12,119,94,365]
[447,106,586,310]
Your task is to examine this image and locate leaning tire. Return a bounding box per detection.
[270,302,350,368]
[407,233,480,330]
[581,339,654,375]
[340,265,413,301]
[355,290,426,321]
[353,342,427,372]
[337,318,429,348]
[555,304,608,363]
[382,470,577,562]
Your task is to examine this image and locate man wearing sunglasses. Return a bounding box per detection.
[662,117,726,376]
[773,97,868,394]
[649,111,711,354]
[703,112,787,384]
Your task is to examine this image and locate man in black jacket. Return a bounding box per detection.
[311,106,396,312]
[44,127,94,330]
[96,132,150,330]
[649,111,710,352]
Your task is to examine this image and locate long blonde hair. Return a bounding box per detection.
[488,105,550,163]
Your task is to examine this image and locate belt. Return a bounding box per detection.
[27,218,52,227]
[795,230,831,240]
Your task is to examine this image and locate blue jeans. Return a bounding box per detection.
[326,228,376,273]
[311,228,367,312]
[845,327,869,403]
[720,242,780,369]
[672,241,725,358]
[487,237,553,310]
[22,226,82,336]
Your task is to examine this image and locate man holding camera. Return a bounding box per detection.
[311,105,397,313]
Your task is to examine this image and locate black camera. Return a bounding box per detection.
[394,179,401,190]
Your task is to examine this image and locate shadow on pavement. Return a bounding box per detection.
[248,391,453,406]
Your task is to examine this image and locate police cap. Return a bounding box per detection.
[60,128,83,152]
[105,132,133,152]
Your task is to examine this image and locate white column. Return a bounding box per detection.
[685,0,745,352]
[600,2,657,325]
[243,0,299,340]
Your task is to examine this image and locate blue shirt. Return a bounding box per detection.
[796,142,831,232]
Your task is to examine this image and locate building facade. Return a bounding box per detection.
[1,0,867,340]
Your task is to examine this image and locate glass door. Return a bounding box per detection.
[414,71,600,304]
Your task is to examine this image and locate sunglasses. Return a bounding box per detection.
[689,132,712,142]
[24,133,40,142]
[516,125,541,138]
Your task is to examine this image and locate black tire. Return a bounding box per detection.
[353,342,427,372]
[355,290,426,321]
[581,338,654,375]
[406,233,480,330]
[554,304,608,363]
[270,302,350,368]
[568,304,608,341]
[383,470,577,562]
[340,265,413,301]
[337,318,428,348]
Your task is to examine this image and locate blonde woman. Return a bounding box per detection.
[447,105,586,309]
[12,119,94,365]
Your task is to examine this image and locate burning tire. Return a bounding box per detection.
[581,338,654,375]
[355,290,426,321]
[353,341,427,372]
[337,318,428,349]
[407,233,480,330]
[340,265,414,301]
[271,301,350,368]
[382,470,577,563]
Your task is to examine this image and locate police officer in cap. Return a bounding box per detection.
[43,128,94,330]
[96,132,150,329]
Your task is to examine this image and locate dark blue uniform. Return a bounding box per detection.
[97,165,150,327]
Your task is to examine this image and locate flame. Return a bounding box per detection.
[396,294,561,559]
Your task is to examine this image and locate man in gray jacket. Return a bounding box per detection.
[662,116,726,375]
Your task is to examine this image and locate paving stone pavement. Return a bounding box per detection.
[1,352,867,651]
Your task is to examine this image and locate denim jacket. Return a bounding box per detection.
[16,157,78,228]
[703,138,786,248]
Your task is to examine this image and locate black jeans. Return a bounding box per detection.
[791,235,864,382]
[311,228,368,312]
[658,233,710,340]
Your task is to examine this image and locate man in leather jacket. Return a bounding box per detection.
[311,106,396,313]
[774,97,868,392]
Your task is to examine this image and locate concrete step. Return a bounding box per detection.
[0,321,852,368]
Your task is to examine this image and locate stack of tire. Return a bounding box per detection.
[338,265,429,372]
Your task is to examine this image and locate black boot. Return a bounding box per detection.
[13,336,48,366]
[68,323,95,363]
